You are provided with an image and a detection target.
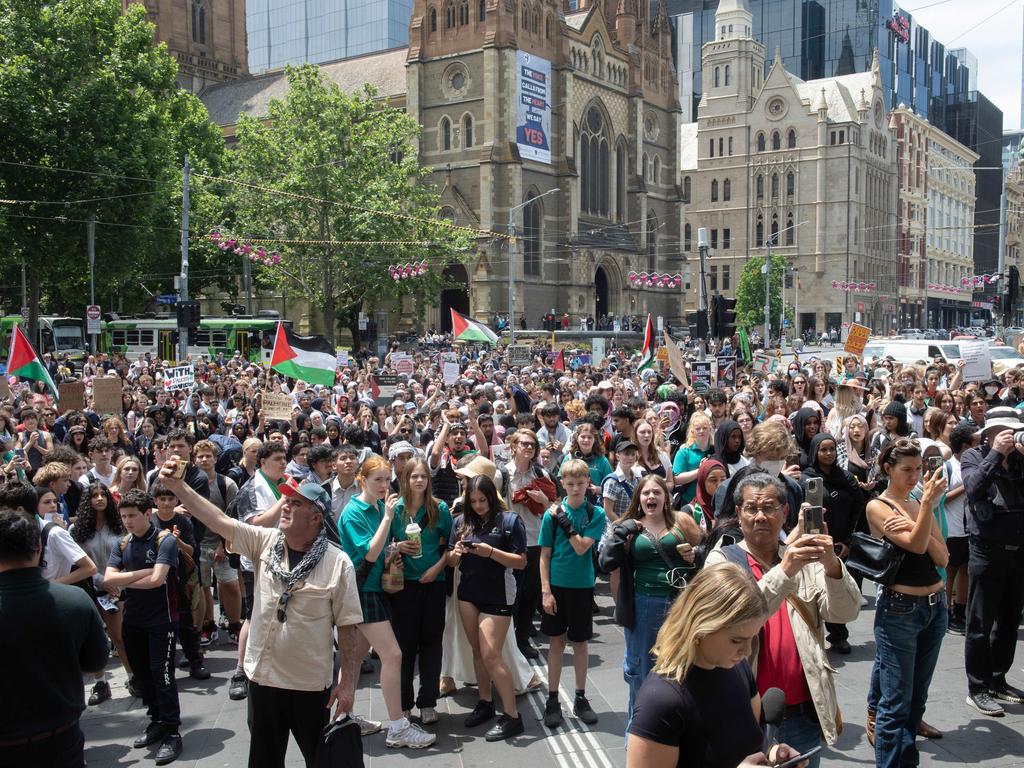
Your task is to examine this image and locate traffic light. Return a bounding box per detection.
[716,296,737,338]
[176,300,201,330]
[1009,267,1019,313]
[709,295,720,338]
[687,310,709,340]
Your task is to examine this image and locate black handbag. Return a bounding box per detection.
[846,531,904,585]
[314,716,364,768]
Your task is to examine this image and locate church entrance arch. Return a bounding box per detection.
[595,266,610,321]
[439,264,470,332]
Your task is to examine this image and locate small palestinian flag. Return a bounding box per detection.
[553,348,565,372]
[451,309,498,345]
[6,324,58,398]
[269,323,336,387]
[637,314,655,371]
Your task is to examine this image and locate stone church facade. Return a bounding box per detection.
[679,0,898,335]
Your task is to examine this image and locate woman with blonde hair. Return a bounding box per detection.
[110,455,146,500]
[102,416,134,459]
[671,412,713,503]
[634,420,674,491]
[627,563,805,768]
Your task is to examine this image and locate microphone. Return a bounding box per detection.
[761,687,787,755]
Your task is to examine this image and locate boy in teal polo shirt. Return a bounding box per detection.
[539,458,606,728]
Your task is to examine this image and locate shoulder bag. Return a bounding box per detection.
[845,497,904,585]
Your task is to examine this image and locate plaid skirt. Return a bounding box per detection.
[358,590,392,624]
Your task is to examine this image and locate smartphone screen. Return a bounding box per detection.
[802,506,824,535]
[804,477,823,508]
[776,746,823,768]
[927,455,943,474]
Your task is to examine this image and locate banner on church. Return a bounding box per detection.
[516,51,552,164]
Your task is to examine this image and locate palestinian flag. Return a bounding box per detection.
[637,314,656,371]
[269,323,336,387]
[451,309,498,345]
[6,324,58,398]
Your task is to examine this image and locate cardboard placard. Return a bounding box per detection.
[716,355,736,386]
[373,374,399,406]
[262,391,295,421]
[391,352,414,375]
[442,361,461,386]
[690,360,718,392]
[662,331,689,385]
[591,337,606,364]
[507,345,532,367]
[58,382,85,412]
[92,377,123,415]
[959,340,992,382]
[0,377,11,401]
[843,323,871,356]
[752,351,773,374]
[336,349,350,368]
[165,364,195,392]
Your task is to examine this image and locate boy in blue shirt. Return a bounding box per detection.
[539,458,607,728]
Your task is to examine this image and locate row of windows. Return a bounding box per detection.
[682,225,731,252]
[708,264,732,291]
[191,0,206,45]
[709,136,734,158]
[755,212,796,247]
[437,114,474,151]
[755,171,795,200]
[428,0,486,31]
[756,130,798,152]
[641,154,662,185]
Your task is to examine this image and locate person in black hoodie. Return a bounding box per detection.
[801,432,865,654]
[790,407,821,469]
[710,419,749,477]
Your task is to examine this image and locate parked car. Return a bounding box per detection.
[989,346,1024,376]
[899,328,926,339]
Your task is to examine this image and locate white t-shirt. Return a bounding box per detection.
[944,457,967,539]
[38,518,88,582]
[80,467,116,489]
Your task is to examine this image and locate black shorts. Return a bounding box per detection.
[463,600,514,617]
[947,536,969,568]
[540,586,594,643]
[241,571,255,620]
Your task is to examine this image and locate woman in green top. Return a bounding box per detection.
[560,422,612,501]
[671,412,713,504]
[390,457,452,723]
[339,455,436,748]
[598,475,700,733]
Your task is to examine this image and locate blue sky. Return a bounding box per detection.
[912,0,1023,130]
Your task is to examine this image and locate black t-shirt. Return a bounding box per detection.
[628,662,762,768]
[154,512,196,553]
[107,524,179,628]
[449,512,527,606]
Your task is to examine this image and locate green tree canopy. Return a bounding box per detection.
[734,252,793,340]
[224,64,472,346]
[0,0,226,335]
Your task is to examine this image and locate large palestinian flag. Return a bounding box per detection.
[451,309,498,345]
[637,314,656,371]
[269,323,336,386]
[6,324,58,398]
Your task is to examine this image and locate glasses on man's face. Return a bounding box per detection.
[399,428,412,434]
[739,502,783,517]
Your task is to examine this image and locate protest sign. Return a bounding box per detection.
[165,364,195,392]
[336,349,349,368]
[717,355,736,386]
[752,352,772,374]
[58,382,85,412]
[507,346,532,367]
[262,392,295,421]
[690,360,717,392]
[959,340,992,382]
[373,373,399,406]
[92,378,123,415]
[442,361,461,386]
[591,337,606,363]
[391,352,414,375]
[843,323,871,356]
[662,331,689,385]
[0,377,11,401]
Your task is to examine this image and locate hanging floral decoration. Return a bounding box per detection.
[627,271,683,289]
[208,231,282,266]
[388,261,429,281]
[830,281,877,293]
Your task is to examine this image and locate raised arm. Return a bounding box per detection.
[157,458,238,541]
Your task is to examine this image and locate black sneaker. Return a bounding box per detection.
[154,732,182,765]
[991,684,1024,705]
[828,639,852,654]
[544,698,563,728]
[127,675,142,698]
[88,680,112,705]
[133,722,166,749]
[464,699,496,728]
[484,714,524,741]
[573,695,599,725]
[228,674,249,701]
[189,662,211,680]
[947,616,966,635]
[176,657,190,670]
[967,692,1005,717]
[517,641,540,660]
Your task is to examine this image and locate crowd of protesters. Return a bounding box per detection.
[0,337,1022,768]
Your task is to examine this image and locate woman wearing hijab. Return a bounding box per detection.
[691,458,726,532]
[840,414,875,494]
[710,419,749,477]
[655,401,684,458]
[800,432,865,654]
[790,407,821,468]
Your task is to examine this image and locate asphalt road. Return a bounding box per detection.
[79,580,1024,768]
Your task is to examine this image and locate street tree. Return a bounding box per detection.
[734,252,794,340]
[225,64,472,347]
[0,0,226,340]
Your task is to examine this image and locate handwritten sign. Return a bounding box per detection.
[391,352,414,375]
[92,377,123,415]
[843,323,871,356]
[507,346,532,367]
[262,391,295,421]
[58,382,85,412]
[959,340,992,382]
[442,361,461,386]
[662,331,689,385]
[752,352,773,374]
[690,360,718,393]
[165,364,195,392]
[591,337,606,363]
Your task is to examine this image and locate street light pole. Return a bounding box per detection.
[507,188,557,345]
[763,238,772,344]
[88,217,97,353]
[178,155,190,363]
[698,227,709,362]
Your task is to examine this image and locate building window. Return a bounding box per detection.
[756,216,764,246]
[714,67,720,87]
[757,133,765,152]
[771,214,779,242]
[854,216,859,244]
[711,179,719,202]
[440,117,451,150]
[479,0,486,21]
[786,213,794,245]
[786,171,794,197]
[682,176,691,204]
[191,0,206,44]
[771,173,779,199]
[854,167,859,193]
[684,223,692,251]
[580,105,609,217]
[523,192,542,277]
[646,211,658,270]
[718,137,724,157]
[545,14,550,37]
[756,174,763,199]
[642,153,649,180]
[728,136,733,156]
[711,228,718,249]
[463,114,473,148]
[723,178,731,202]
[458,0,469,24]
[710,265,718,291]
[709,139,714,158]
[445,1,455,27]
[723,265,731,290]
[521,4,528,28]
[772,131,780,150]
[723,228,731,249]
[787,129,796,148]
[838,130,845,144]
[616,142,627,221]
[724,65,731,86]
[653,157,660,185]
[830,131,836,145]
[430,7,438,30]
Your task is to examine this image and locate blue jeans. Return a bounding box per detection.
[777,709,823,768]
[623,592,673,732]
[872,592,947,768]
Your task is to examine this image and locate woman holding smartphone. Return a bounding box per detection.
[447,474,527,741]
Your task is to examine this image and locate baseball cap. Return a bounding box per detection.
[278,477,330,515]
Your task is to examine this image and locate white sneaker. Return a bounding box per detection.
[351,713,383,736]
[419,706,438,724]
[386,719,436,749]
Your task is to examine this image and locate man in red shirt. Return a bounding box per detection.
[706,473,861,768]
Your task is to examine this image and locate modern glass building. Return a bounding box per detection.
[667,0,974,126]
[247,0,413,73]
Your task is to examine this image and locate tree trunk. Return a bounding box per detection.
[345,304,362,352]
[321,209,335,346]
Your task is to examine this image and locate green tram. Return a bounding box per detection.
[1,315,88,364]
[101,316,290,364]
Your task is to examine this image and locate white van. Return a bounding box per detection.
[861,339,974,366]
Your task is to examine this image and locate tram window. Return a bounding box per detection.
[140,330,154,346]
[112,330,127,346]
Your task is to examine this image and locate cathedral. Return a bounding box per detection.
[200,0,686,331]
